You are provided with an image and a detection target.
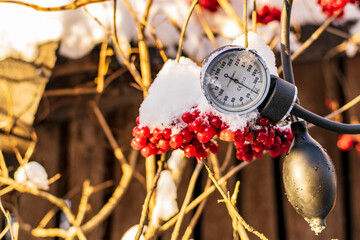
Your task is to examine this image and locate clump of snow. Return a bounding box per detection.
[167,149,187,185]
[233,31,278,76]
[151,170,179,225]
[14,161,49,190]
[121,225,146,240]
[139,57,202,132]
[139,31,278,132]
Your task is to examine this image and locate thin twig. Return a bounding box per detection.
[43,88,97,97]
[0,199,14,240]
[308,94,360,129]
[0,150,9,177]
[81,153,135,233]
[135,157,166,240]
[209,154,250,240]
[142,21,168,62]
[217,0,244,30]
[252,0,257,33]
[176,0,199,62]
[195,6,218,49]
[243,0,248,48]
[181,178,211,240]
[171,162,203,240]
[83,4,145,90]
[159,161,251,232]
[278,11,340,74]
[96,40,109,93]
[89,101,127,166]
[123,0,153,96]
[0,177,76,225]
[75,180,94,225]
[220,142,234,172]
[145,155,156,218]
[202,160,268,240]
[0,0,109,11]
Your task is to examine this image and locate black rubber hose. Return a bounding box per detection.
[291,103,360,134]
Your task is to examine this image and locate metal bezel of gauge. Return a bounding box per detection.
[200,45,271,115]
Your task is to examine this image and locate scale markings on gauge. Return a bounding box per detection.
[201,46,271,115]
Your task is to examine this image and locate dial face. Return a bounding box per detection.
[201,46,270,114]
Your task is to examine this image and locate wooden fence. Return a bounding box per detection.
[5,42,360,239]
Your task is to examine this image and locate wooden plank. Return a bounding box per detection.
[17,123,60,240]
[239,155,279,240]
[109,93,146,240]
[344,55,360,240]
[282,61,346,239]
[67,117,106,240]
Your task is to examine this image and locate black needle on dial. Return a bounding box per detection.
[224,73,258,94]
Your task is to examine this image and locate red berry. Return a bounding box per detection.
[203,126,216,138]
[152,128,162,139]
[268,128,276,138]
[209,141,220,154]
[241,143,250,153]
[191,138,202,149]
[282,128,293,141]
[251,142,263,153]
[158,139,170,150]
[132,126,140,137]
[195,148,207,161]
[258,5,270,16]
[273,136,282,147]
[184,145,196,158]
[191,118,206,132]
[245,131,255,142]
[219,129,234,142]
[280,140,292,154]
[197,132,211,143]
[264,136,275,147]
[136,116,140,125]
[162,128,172,139]
[210,116,222,129]
[182,112,193,123]
[170,134,183,149]
[355,143,360,154]
[269,148,281,158]
[131,138,143,150]
[258,117,270,127]
[199,0,219,12]
[191,109,200,120]
[139,127,150,138]
[149,135,160,144]
[157,148,167,155]
[234,130,245,143]
[337,134,355,151]
[254,151,263,159]
[256,5,281,24]
[234,140,245,149]
[181,128,194,143]
[242,151,254,162]
[134,136,147,148]
[141,145,155,158]
[221,122,229,130]
[256,130,267,143]
[236,151,243,160]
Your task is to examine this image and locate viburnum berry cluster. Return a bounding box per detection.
[337,134,360,153]
[131,108,293,162]
[317,0,359,17]
[199,0,220,12]
[256,5,282,25]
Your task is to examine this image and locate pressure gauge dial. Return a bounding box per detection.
[201,46,271,115]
